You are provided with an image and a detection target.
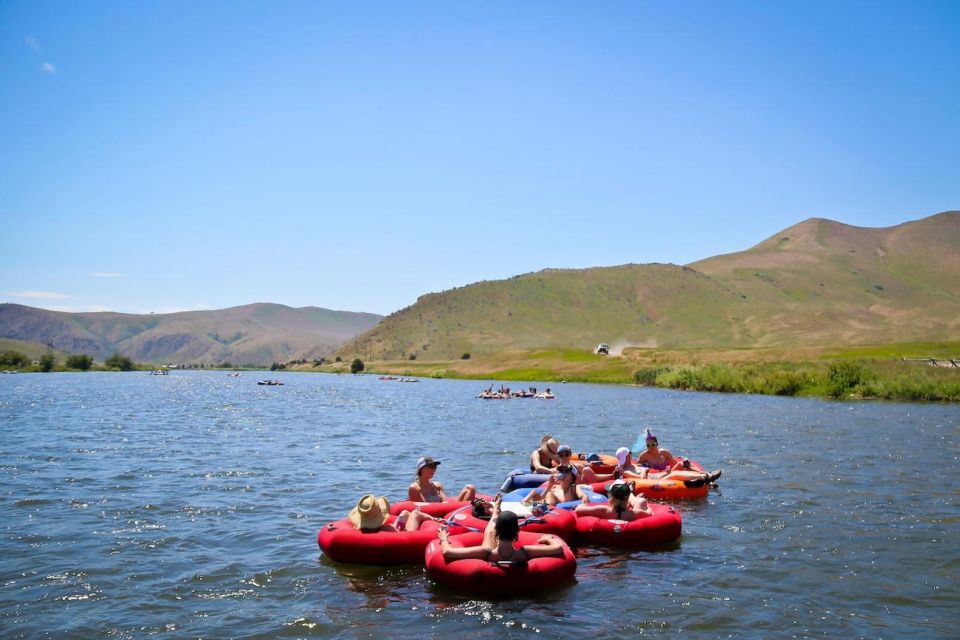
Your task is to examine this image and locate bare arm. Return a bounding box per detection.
[661,448,679,468]
[408,482,424,502]
[630,495,653,517]
[574,503,613,518]
[482,496,502,549]
[437,526,492,561]
[523,535,564,559]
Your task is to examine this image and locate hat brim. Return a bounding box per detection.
[348,495,390,530]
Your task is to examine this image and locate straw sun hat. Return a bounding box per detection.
[348,494,391,530]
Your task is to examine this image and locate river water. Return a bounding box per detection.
[0,371,956,639]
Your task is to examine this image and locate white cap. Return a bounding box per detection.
[615,447,630,466]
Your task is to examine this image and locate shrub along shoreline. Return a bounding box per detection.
[310,343,960,402]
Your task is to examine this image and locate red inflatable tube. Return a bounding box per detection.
[389,499,471,518]
[444,505,578,542]
[424,531,577,597]
[574,503,682,547]
[318,515,442,565]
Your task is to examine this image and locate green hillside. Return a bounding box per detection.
[0,338,70,361]
[0,303,382,366]
[336,211,960,360]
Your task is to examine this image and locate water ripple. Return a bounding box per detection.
[0,371,957,638]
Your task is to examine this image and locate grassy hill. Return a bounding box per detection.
[335,211,960,360]
[0,303,382,366]
[689,212,960,345]
[0,338,70,361]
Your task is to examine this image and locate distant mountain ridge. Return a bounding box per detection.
[6,212,957,366]
[334,211,960,359]
[0,303,383,366]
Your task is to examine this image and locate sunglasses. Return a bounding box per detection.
[558,451,572,457]
[647,441,658,447]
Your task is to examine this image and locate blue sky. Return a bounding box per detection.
[2,1,958,316]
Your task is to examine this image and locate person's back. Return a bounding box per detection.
[530,435,559,473]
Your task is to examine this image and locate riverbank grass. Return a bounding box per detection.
[308,342,960,402]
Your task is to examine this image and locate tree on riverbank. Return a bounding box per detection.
[66,354,94,370]
[104,353,135,371]
[39,354,55,372]
[0,350,29,367]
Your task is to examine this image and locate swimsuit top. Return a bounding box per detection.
[418,480,442,503]
[485,546,529,564]
[639,451,671,471]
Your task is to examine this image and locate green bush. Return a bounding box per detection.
[753,370,804,396]
[0,350,29,367]
[350,358,364,374]
[633,367,668,386]
[39,354,55,372]
[104,353,135,371]
[699,364,746,393]
[826,360,868,398]
[657,367,702,390]
[66,354,94,370]
[461,353,471,360]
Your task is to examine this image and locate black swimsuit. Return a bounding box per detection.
[487,547,528,565]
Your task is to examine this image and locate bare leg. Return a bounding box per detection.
[456,484,477,501]
[579,466,618,484]
[523,489,544,504]
[396,509,434,531]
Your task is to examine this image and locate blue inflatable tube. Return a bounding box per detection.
[499,486,607,510]
[499,469,551,493]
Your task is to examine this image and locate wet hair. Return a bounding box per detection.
[494,511,520,541]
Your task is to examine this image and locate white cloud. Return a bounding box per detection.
[40,62,57,74]
[89,272,125,278]
[46,305,77,312]
[5,290,70,300]
[25,36,41,51]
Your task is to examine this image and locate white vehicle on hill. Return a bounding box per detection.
[595,343,609,355]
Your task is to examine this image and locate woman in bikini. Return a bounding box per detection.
[574,480,653,521]
[408,456,477,503]
[632,430,722,486]
[522,464,588,506]
[436,495,563,563]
